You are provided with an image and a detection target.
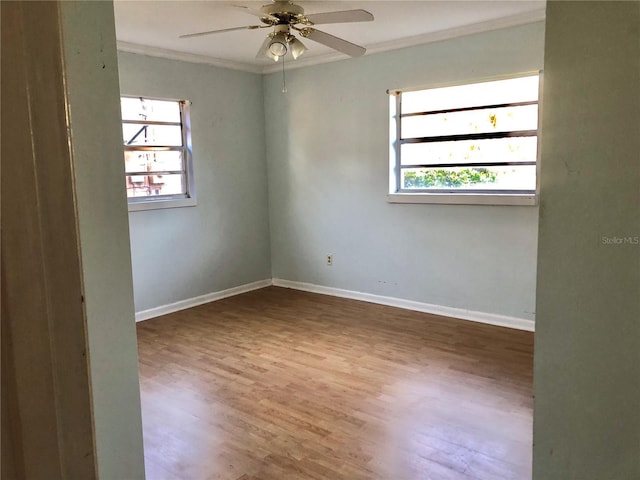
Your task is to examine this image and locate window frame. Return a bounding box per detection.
[121,95,197,212]
[388,72,542,206]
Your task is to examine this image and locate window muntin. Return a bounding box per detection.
[390,74,540,197]
[400,75,539,114]
[121,96,195,207]
[401,165,536,191]
[401,104,538,138]
[122,124,183,147]
[121,97,181,122]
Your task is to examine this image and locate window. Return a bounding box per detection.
[121,96,196,211]
[389,74,540,205]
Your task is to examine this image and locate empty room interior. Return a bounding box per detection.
[2,1,639,480]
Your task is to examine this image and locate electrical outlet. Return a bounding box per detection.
[326,254,333,266]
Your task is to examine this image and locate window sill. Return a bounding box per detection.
[387,193,537,206]
[128,197,197,212]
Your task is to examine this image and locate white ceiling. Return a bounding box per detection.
[114,1,545,73]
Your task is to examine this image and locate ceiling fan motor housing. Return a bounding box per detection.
[260,1,309,26]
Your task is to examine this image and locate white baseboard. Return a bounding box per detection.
[135,279,273,322]
[272,279,535,332]
[135,277,535,332]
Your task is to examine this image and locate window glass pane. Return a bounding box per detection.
[400,137,538,167]
[123,123,183,147]
[121,97,181,123]
[402,75,539,114]
[126,174,186,198]
[402,104,538,139]
[401,165,536,191]
[124,150,184,173]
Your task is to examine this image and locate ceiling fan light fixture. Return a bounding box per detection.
[267,31,289,61]
[289,36,307,60]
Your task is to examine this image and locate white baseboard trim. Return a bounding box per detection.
[135,279,273,322]
[272,279,535,332]
[135,277,535,332]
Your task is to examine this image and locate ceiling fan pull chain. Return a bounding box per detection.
[282,54,288,94]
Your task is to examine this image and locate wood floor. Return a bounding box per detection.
[137,287,533,480]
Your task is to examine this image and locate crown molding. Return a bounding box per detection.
[367,8,546,56]
[262,8,546,74]
[118,8,545,75]
[116,41,263,74]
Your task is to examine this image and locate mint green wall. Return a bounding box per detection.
[534,2,640,478]
[118,53,271,312]
[60,2,145,478]
[263,22,545,321]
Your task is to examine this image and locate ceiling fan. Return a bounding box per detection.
[179,1,374,62]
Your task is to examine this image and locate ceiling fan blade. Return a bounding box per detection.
[232,4,278,22]
[179,25,265,39]
[300,28,366,57]
[304,9,374,25]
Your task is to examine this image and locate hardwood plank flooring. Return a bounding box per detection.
[137,287,533,480]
